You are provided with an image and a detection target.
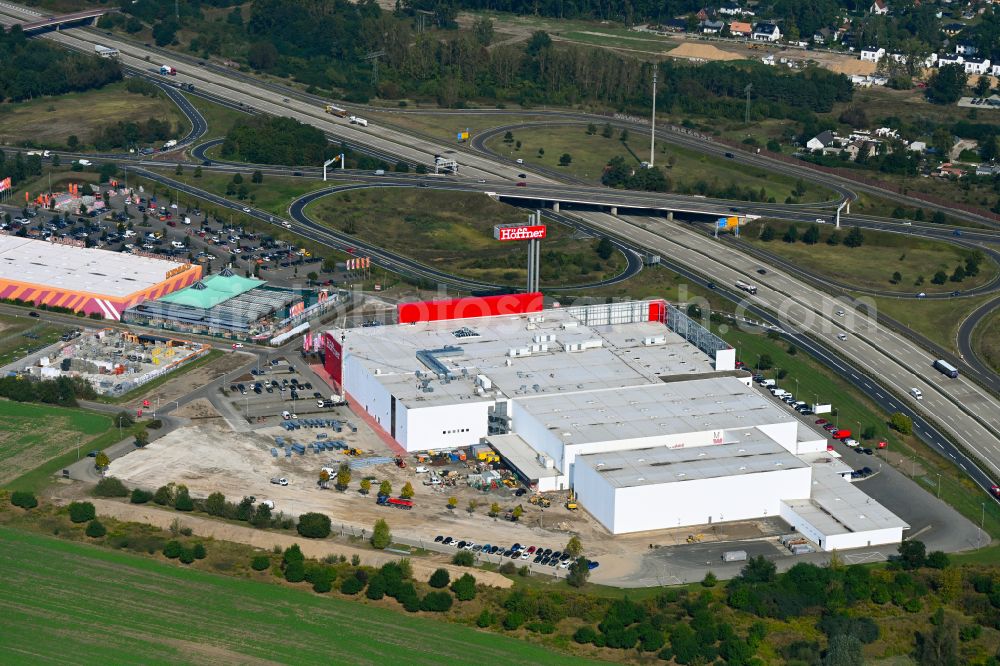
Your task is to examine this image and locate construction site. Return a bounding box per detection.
[24,328,208,396]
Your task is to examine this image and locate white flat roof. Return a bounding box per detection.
[0,236,182,298]
[342,307,717,408]
[486,433,562,480]
[784,462,909,535]
[575,436,807,488]
[515,377,794,446]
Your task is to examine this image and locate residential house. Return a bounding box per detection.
[991,63,1000,76]
[955,41,978,56]
[860,47,886,61]
[975,164,1000,177]
[908,141,928,152]
[813,27,839,43]
[761,54,776,65]
[937,53,964,67]
[729,21,753,37]
[964,57,991,74]
[752,22,781,42]
[807,130,836,151]
[701,19,725,34]
[870,0,889,14]
[937,163,966,178]
[889,53,907,64]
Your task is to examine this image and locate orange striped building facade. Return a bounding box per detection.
[0,263,203,320]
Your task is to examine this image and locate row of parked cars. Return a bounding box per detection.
[432,536,600,570]
[753,375,815,415]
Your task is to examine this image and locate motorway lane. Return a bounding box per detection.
[958,295,1000,379]
[596,223,1000,500]
[563,209,1000,474]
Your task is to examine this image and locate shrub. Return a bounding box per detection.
[251,555,270,571]
[574,626,598,644]
[192,543,207,560]
[312,577,332,593]
[10,491,38,509]
[503,611,525,630]
[179,548,196,564]
[297,512,332,538]
[130,488,152,504]
[68,501,96,523]
[498,561,517,574]
[85,519,106,538]
[452,550,474,566]
[429,568,450,588]
[340,576,365,595]
[450,573,477,601]
[174,488,194,512]
[398,583,421,612]
[163,540,183,558]
[153,484,174,506]
[702,571,718,587]
[420,591,454,612]
[476,610,493,628]
[284,560,306,583]
[926,551,950,569]
[94,477,129,497]
[366,575,386,600]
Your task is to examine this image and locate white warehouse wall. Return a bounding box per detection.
[715,347,736,371]
[755,422,798,452]
[575,462,812,534]
[400,400,492,452]
[343,354,392,434]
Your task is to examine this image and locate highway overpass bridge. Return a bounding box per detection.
[4,8,115,33]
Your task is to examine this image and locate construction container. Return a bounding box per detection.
[791,544,814,555]
[722,550,748,562]
[270,448,278,457]
[291,443,306,455]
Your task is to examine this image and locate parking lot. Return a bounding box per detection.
[2,191,328,289]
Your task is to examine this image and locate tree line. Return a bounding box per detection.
[0,26,121,103]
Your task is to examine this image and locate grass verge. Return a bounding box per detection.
[182,91,251,137]
[0,81,186,150]
[746,219,996,295]
[0,313,70,367]
[487,124,833,203]
[864,293,995,353]
[305,188,624,286]
[0,401,112,487]
[971,305,1000,375]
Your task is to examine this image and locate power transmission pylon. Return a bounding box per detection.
[364,50,386,86]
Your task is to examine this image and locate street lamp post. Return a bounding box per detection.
[937,473,941,498]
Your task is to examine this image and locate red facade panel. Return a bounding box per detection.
[648,299,667,323]
[323,331,343,388]
[397,292,544,324]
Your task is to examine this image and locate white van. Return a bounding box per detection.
[281,410,292,420]
[761,379,776,387]
[414,465,429,474]
[909,387,923,400]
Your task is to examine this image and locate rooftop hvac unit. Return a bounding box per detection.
[642,335,666,346]
[560,322,578,329]
[528,315,545,323]
[476,374,492,390]
[533,333,556,343]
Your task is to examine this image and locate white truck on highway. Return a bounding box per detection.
[161,139,178,151]
[348,115,369,127]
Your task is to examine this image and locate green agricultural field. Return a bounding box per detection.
[746,220,996,295]
[0,401,110,485]
[486,125,834,203]
[0,314,69,368]
[0,81,186,149]
[0,527,586,665]
[306,188,624,286]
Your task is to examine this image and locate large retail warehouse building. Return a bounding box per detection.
[0,236,200,319]
[321,295,907,550]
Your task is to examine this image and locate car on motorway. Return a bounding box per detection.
[516,158,524,164]
[756,268,767,275]
[835,310,845,317]
[477,178,486,183]
[242,207,251,213]
[516,182,527,187]
[518,173,527,178]
[837,333,848,341]
[951,291,961,296]
[815,218,825,223]
[917,292,926,298]
[29,311,40,318]
[707,282,716,289]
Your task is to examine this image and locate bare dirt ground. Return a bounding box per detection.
[668,42,743,62]
[172,397,223,421]
[105,412,785,584]
[87,498,512,589]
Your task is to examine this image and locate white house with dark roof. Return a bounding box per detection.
[752,22,781,41]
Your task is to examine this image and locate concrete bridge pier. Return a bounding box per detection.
[552,201,560,212]
[666,210,674,221]
[610,206,618,216]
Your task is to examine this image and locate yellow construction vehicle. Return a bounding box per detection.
[529,495,551,508]
[565,501,578,511]
[686,533,705,543]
